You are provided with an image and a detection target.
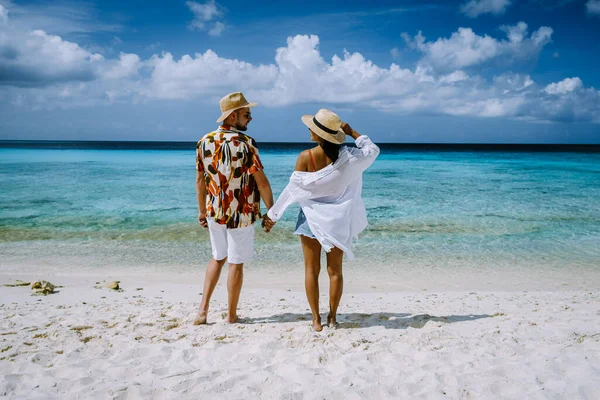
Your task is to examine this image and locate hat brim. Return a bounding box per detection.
[301,115,346,144]
[216,102,258,123]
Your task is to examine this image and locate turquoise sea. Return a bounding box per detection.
[1,142,599,280]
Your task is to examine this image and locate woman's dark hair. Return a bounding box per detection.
[319,139,341,163]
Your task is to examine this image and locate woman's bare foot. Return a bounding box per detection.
[312,316,323,332]
[327,313,337,328]
[226,314,239,323]
[193,311,207,325]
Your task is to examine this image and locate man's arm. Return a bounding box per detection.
[253,170,273,210]
[253,169,276,232]
[196,170,208,228]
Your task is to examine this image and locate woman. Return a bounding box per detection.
[263,109,380,331]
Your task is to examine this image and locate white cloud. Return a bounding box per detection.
[186,0,223,31]
[544,77,583,94]
[258,35,417,106]
[493,73,534,93]
[402,22,552,70]
[460,0,511,18]
[439,70,469,84]
[143,50,277,100]
[0,28,103,86]
[0,4,8,24]
[101,53,142,80]
[208,21,225,37]
[390,47,400,59]
[586,0,600,14]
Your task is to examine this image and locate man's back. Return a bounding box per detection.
[196,126,264,229]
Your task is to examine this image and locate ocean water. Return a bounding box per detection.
[1,142,599,278]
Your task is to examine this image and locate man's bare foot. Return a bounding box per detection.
[312,317,323,332]
[193,311,207,325]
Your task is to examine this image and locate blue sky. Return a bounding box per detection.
[0,0,599,143]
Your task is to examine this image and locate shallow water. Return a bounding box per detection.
[1,144,599,276]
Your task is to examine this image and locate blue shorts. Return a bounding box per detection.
[294,210,316,239]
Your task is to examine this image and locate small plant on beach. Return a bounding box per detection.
[165,322,179,331]
[71,326,93,332]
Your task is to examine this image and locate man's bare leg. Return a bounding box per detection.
[301,236,323,332]
[226,263,244,323]
[326,247,344,328]
[193,257,227,325]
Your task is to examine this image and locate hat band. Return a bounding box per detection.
[313,117,339,135]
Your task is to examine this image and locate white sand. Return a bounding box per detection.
[1,272,600,399]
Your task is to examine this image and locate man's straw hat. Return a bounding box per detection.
[216,92,258,123]
[301,109,346,144]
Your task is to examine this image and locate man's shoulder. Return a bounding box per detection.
[197,130,220,146]
[222,133,258,152]
[235,133,258,147]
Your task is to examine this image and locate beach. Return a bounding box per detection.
[2,0,600,395]
[2,268,600,399]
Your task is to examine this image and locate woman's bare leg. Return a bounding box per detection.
[326,247,344,327]
[301,236,323,332]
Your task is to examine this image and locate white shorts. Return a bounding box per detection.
[207,218,255,264]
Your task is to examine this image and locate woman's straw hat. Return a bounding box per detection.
[216,92,258,123]
[301,109,346,144]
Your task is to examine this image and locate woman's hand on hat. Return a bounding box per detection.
[341,122,353,136]
[342,122,361,140]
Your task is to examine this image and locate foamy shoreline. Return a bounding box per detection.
[1,270,600,399]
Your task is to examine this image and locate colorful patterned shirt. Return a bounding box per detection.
[196,126,264,228]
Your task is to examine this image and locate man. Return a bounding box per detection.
[194,92,274,325]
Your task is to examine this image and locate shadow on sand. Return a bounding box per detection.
[245,312,491,329]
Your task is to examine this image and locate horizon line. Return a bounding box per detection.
[1,140,600,146]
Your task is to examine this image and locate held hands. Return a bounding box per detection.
[262,214,276,233]
[197,211,208,228]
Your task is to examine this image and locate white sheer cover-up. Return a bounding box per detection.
[267,135,380,260]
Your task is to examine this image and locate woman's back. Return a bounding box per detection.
[296,146,333,173]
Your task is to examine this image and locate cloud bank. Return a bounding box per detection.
[0,13,598,124]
